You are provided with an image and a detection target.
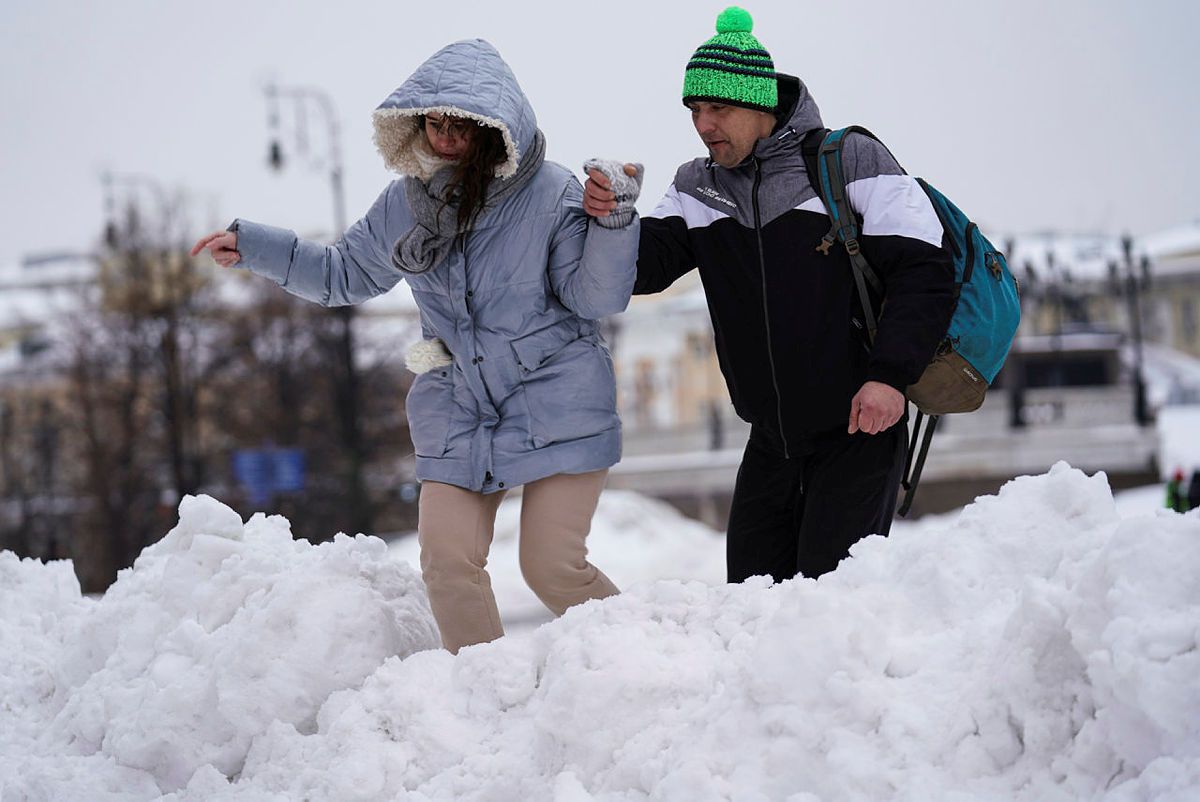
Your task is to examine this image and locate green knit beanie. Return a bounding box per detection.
[682,7,778,113]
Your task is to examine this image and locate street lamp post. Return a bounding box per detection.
[1003,238,1026,430]
[1115,233,1151,427]
[264,83,371,535]
[265,84,348,232]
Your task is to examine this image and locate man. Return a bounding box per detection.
[584,7,956,583]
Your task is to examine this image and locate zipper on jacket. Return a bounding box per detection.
[751,158,790,459]
[460,234,472,311]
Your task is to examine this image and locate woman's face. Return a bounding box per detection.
[423,114,474,162]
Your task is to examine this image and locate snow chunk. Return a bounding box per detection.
[152,493,246,554]
[1,495,439,797]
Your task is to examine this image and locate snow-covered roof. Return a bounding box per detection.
[1141,220,1200,260]
[0,254,99,334]
[0,283,91,333]
[1003,232,1125,284]
[1003,223,1200,284]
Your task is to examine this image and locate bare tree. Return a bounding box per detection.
[0,394,64,560]
[3,195,421,589]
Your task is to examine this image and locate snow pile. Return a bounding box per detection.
[2,466,1199,801]
[0,495,439,798]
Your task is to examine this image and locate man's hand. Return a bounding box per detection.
[190,230,241,268]
[848,381,905,435]
[583,168,618,217]
[582,160,643,228]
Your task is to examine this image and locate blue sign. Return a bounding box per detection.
[233,448,306,506]
[272,449,306,492]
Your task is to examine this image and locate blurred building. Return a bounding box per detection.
[1009,223,1200,358]
[1141,222,1200,358]
[0,254,98,560]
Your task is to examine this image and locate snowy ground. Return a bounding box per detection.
[2,464,1198,801]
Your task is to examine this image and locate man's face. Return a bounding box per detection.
[688,102,776,167]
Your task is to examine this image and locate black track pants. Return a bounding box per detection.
[726,424,906,583]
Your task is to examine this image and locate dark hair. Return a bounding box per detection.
[445,124,507,231]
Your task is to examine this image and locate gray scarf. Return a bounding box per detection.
[392,129,546,275]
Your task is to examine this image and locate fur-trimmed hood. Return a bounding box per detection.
[372,39,537,182]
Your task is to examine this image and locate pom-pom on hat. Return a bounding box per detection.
[682,7,778,113]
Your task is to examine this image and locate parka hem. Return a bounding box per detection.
[414,427,621,493]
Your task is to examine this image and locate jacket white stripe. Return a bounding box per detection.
[795,176,943,248]
[847,174,944,248]
[659,176,942,247]
[795,196,826,215]
[648,183,733,229]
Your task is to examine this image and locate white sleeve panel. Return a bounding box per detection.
[795,196,827,215]
[845,174,944,248]
[647,183,734,229]
[647,183,684,219]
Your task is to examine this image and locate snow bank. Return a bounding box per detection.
[0,495,439,798]
[2,466,1199,801]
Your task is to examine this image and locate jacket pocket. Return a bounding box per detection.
[511,323,616,449]
[511,319,583,372]
[405,368,454,457]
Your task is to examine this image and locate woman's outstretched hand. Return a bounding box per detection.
[190,230,241,268]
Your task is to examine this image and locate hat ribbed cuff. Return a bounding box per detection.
[681,94,777,114]
[682,64,778,112]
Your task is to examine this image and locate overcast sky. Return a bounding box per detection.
[2,0,1197,268]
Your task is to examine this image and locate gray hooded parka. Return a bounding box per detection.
[231,40,639,493]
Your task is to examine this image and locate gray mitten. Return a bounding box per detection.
[583,159,644,229]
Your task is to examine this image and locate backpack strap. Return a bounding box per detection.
[808,126,891,342]
[898,410,938,517]
[811,127,939,517]
[800,127,827,198]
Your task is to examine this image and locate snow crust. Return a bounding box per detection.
[2,465,1198,801]
[1,495,439,798]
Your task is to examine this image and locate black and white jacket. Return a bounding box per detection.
[635,75,956,455]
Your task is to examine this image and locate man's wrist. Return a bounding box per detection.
[865,367,909,394]
[592,209,637,229]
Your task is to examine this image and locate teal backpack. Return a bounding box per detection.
[801,126,1022,515]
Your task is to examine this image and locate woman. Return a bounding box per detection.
[192,40,641,653]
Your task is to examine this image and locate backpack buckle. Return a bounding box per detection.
[845,237,862,256]
[985,252,1003,279]
[816,233,836,256]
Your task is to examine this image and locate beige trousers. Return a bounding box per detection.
[417,469,618,653]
